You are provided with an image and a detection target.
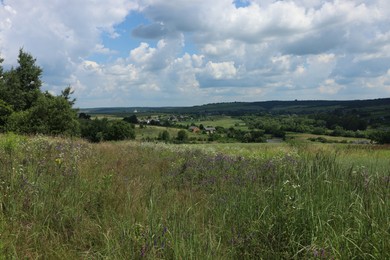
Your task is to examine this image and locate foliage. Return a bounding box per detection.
[369,129,390,144]
[176,129,188,142]
[123,114,138,124]
[0,100,13,131]
[158,130,171,142]
[0,49,42,111]
[105,120,135,141]
[0,135,389,258]
[80,118,135,142]
[0,49,80,136]
[6,93,80,136]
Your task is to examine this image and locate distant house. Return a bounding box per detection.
[204,127,216,134]
[188,126,200,133]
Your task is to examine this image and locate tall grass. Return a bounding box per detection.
[0,133,389,258]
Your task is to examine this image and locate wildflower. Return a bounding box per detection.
[292,184,300,189]
[55,158,62,165]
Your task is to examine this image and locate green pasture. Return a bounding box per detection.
[179,116,248,130]
[1,133,388,259]
[288,133,370,143]
[134,125,208,141]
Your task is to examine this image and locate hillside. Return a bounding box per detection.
[80,98,390,116]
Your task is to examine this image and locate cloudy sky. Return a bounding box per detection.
[1,0,389,108]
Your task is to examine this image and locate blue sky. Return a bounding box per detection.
[1,0,389,108]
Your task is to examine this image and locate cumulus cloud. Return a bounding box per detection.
[318,79,345,95]
[205,61,237,80]
[0,0,136,80]
[0,0,389,107]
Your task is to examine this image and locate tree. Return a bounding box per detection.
[80,118,109,142]
[158,130,171,142]
[0,49,80,136]
[105,120,135,141]
[1,49,43,111]
[61,85,76,106]
[0,100,13,132]
[123,114,138,124]
[369,130,390,144]
[176,130,188,142]
[6,92,80,136]
[78,113,91,120]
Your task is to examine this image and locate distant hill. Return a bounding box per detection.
[79,98,390,117]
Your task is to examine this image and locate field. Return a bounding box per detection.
[178,116,248,130]
[0,133,389,259]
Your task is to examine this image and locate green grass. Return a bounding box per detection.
[0,133,389,258]
[134,125,206,141]
[289,133,370,143]
[179,116,248,130]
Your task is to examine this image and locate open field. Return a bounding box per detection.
[289,133,371,143]
[178,116,248,130]
[0,133,389,258]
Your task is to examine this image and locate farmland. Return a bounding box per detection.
[0,133,389,258]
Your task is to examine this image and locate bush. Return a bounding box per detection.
[80,119,135,142]
[0,100,13,132]
[176,129,188,143]
[369,130,390,144]
[158,130,171,142]
[105,121,135,141]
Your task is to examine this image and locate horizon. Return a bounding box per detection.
[77,97,390,110]
[1,0,389,108]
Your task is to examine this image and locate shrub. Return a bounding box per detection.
[176,129,188,142]
[369,129,390,144]
[105,121,135,141]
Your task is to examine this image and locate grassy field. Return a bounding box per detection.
[179,116,248,130]
[0,133,389,258]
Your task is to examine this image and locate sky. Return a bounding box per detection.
[0,0,389,108]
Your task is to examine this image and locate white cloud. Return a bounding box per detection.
[318,79,345,95]
[205,61,237,80]
[1,0,389,107]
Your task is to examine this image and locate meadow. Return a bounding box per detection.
[0,133,389,259]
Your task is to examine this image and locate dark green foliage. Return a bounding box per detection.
[311,127,327,135]
[80,118,109,142]
[369,129,390,144]
[61,86,76,106]
[123,114,138,124]
[78,112,91,120]
[105,120,135,141]
[0,100,13,131]
[158,130,171,142]
[6,93,80,136]
[315,112,368,131]
[226,127,266,143]
[1,49,42,111]
[0,49,80,136]
[80,118,135,142]
[176,129,188,142]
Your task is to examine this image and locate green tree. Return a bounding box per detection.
[369,130,390,144]
[80,118,109,142]
[176,129,188,142]
[1,49,43,111]
[61,85,76,106]
[123,114,138,124]
[0,49,80,136]
[7,93,80,136]
[0,100,13,132]
[158,130,171,142]
[105,120,135,141]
